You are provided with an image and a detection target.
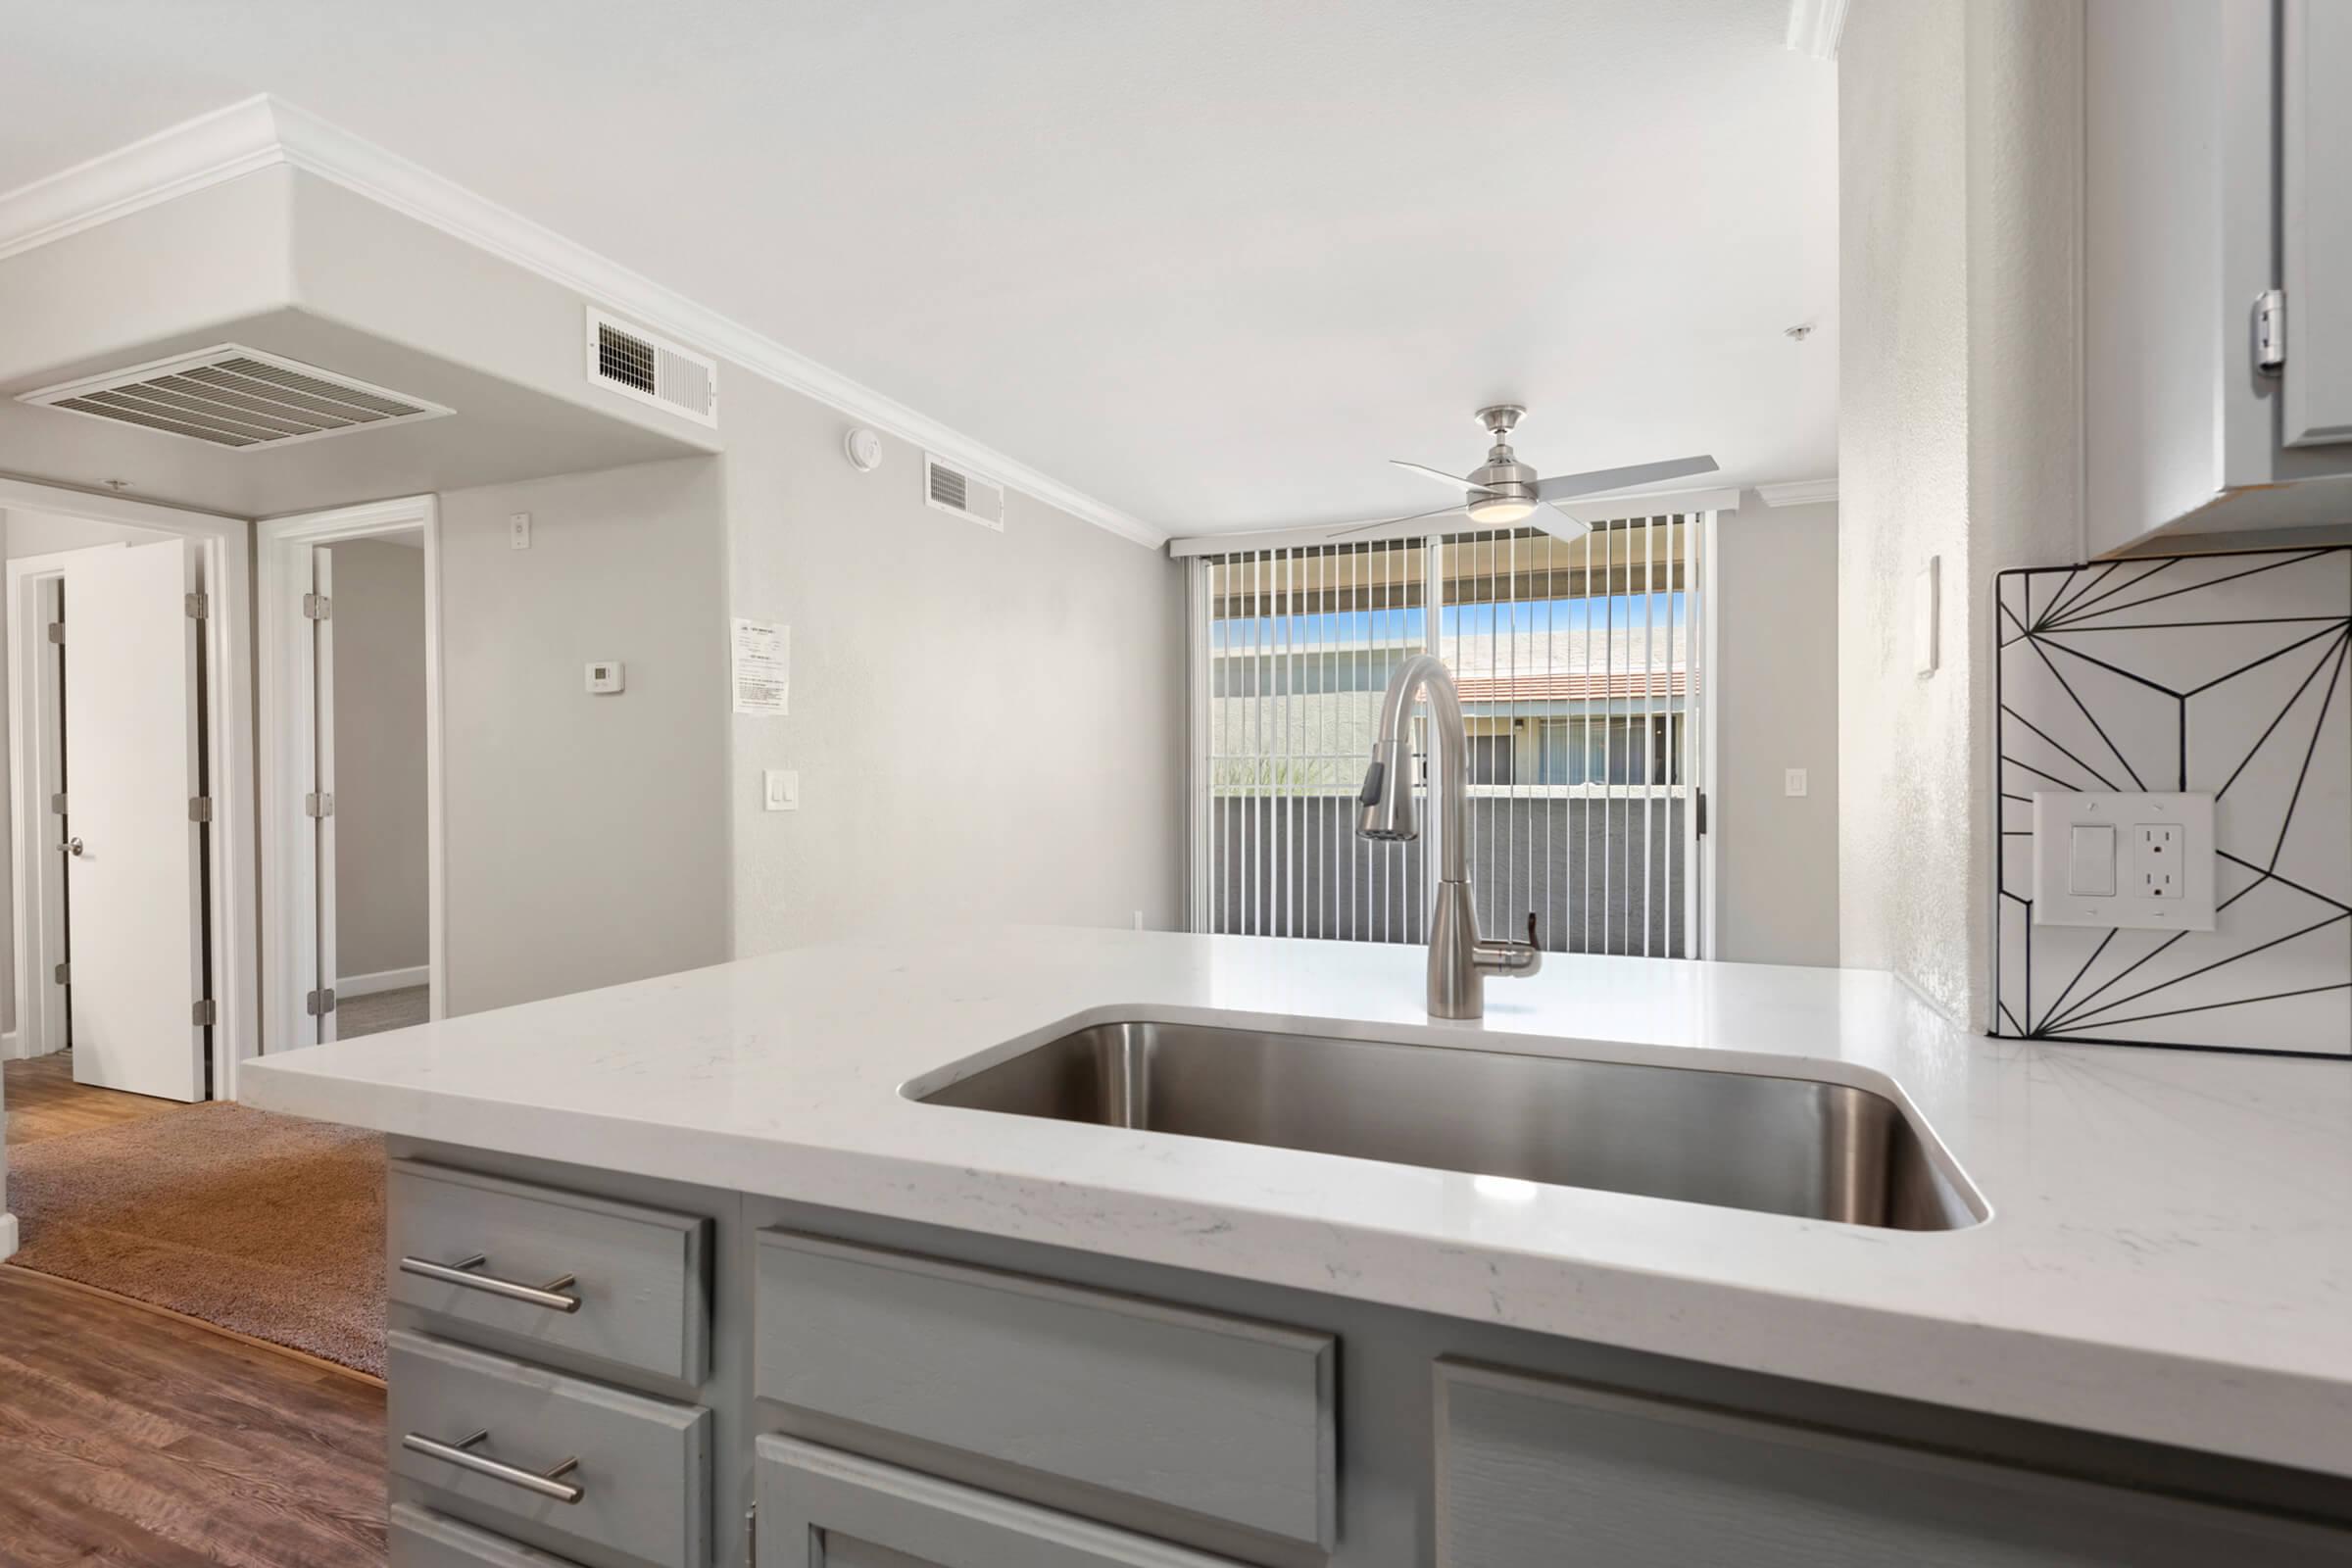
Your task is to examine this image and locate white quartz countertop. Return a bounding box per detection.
[242,928,2352,1478]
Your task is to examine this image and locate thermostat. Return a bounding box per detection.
[586,661,625,694]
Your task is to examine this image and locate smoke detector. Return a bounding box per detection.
[20,345,452,451]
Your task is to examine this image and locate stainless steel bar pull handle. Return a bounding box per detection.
[398,1251,582,1313]
[402,1428,585,1504]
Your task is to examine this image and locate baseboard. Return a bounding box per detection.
[0,1214,18,1261]
[0,1029,17,1060]
[336,964,427,998]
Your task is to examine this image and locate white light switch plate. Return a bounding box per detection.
[763,768,799,812]
[1785,767,1808,798]
[510,512,531,550]
[2032,792,2216,931]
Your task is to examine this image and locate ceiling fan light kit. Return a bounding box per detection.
[1353,405,1720,544]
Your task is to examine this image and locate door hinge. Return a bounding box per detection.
[2256,288,2286,375]
[192,998,217,1027]
[53,961,69,986]
[184,592,210,620]
[745,1503,756,1567]
[306,987,336,1017]
[188,795,213,823]
[50,791,66,815]
[1694,787,1709,838]
[303,592,331,620]
[45,620,63,644]
[305,791,334,818]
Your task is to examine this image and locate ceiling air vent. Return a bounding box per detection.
[19,346,452,451]
[585,308,717,426]
[924,454,1004,531]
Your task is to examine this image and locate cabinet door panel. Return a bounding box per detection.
[1435,1360,2352,1568]
[2285,0,2352,446]
[755,1436,1245,1568]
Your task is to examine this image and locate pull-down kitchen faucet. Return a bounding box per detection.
[1356,654,1541,1019]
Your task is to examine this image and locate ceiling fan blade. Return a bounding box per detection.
[1391,459,1478,490]
[1534,454,1719,502]
[1330,503,1470,539]
[1533,502,1592,543]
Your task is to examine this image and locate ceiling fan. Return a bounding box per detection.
[1343,406,1717,541]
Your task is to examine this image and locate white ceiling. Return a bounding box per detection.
[0,1,1837,537]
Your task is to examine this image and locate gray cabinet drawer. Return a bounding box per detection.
[1436,1360,2352,1568]
[390,1158,710,1384]
[756,1435,1248,1568]
[754,1231,1336,1551]
[390,1503,586,1567]
[389,1330,710,1568]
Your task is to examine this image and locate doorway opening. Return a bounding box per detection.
[258,497,446,1050]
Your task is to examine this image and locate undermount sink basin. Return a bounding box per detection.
[915,1020,1984,1231]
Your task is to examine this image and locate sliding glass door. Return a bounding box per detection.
[1188,512,1712,958]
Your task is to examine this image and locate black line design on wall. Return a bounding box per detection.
[1993,548,2350,1057]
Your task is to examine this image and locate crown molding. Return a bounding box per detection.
[1785,0,1849,61]
[0,97,1165,548]
[0,97,283,265]
[1755,477,1838,508]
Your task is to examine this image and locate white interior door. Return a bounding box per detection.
[62,538,206,1101]
[31,575,70,1055]
[312,545,339,1045]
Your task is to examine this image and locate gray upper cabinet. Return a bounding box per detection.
[2086,0,2352,554]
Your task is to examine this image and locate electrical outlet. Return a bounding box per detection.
[2135,823,2181,899]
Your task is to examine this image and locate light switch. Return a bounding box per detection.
[2068,824,2117,896]
[1785,767,1809,798]
[510,512,532,550]
[763,768,799,812]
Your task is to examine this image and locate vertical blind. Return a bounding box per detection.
[1191,514,1708,957]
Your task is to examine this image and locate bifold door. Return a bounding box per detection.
[62,538,207,1101]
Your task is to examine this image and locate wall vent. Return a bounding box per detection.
[585,308,718,426]
[19,345,452,451]
[924,455,1004,530]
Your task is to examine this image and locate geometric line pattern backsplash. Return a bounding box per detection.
[1993,547,2350,1057]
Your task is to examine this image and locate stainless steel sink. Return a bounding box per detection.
[915,1020,1983,1231]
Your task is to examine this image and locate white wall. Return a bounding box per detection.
[1838,0,2083,1025]
[1715,494,1840,967]
[437,458,731,1014]
[327,537,429,982]
[722,370,1187,955]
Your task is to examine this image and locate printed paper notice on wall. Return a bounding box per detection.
[731,617,790,715]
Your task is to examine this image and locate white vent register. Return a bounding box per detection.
[21,345,451,450]
[586,308,717,426]
[924,455,1004,530]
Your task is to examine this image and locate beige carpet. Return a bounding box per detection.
[4,1102,386,1375]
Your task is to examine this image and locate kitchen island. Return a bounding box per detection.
[244,928,2352,1566]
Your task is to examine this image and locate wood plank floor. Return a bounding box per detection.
[0,1267,386,1567]
[3,1052,184,1146]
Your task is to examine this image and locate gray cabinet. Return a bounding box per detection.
[1435,1360,2352,1568]
[388,1330,712,1568]
[755,1437,1247,1568]
[2085,0,2352,552]
[389,1158,711,1386]
[753,1230,1337,1552]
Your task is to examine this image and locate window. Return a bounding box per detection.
[1190,515,1709,957]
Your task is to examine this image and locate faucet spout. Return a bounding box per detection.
[1354,654,1542,1019]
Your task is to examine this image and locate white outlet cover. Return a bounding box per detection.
[2032,791,2216,931]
